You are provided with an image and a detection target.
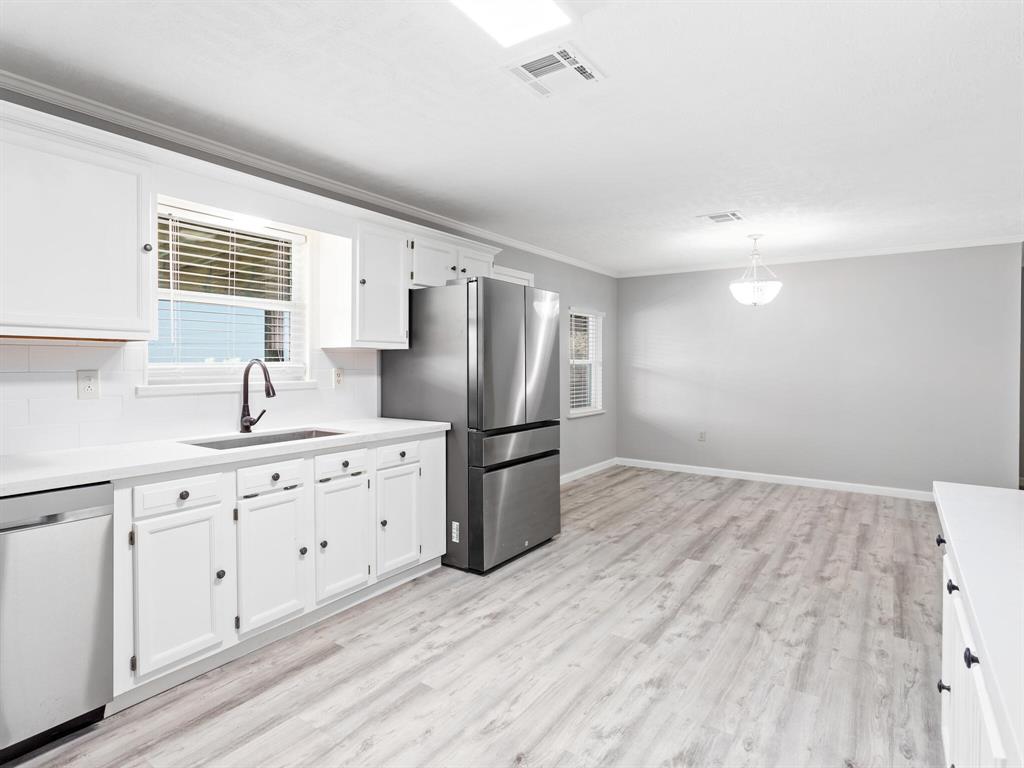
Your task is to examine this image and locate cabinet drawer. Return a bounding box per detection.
[237,459,304,498]
[377,441,419,469]
[133,473,223,519]
[314,449,369,482]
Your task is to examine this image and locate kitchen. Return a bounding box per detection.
[0,2,1022,767]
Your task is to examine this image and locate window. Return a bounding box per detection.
[569,308,603,416]
[148,209,307,384]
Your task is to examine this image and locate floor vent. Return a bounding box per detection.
[698,211,745,224]
[507,44,603,98]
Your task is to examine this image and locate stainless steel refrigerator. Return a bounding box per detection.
[381,277,561,573]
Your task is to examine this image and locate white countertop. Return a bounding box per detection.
[933,481,1024,761]
[0,418,450,497]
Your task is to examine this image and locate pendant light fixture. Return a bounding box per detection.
[729,234,782,306]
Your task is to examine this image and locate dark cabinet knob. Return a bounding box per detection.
[380,519,388,528]
[946,579,960,595]
[936,534,946,547]
[342,460,350,468]
[320,540,328,549]
[299,546,308,556]
[359,278,367,285]
[460,267,467,273]
[179,490,190,501]
[271,472,281,482]
[399,450,407,458]
[450,265,458,271]
[216,569,226,580]
[963,647,980,668]
[937,679,951,693]
[142,243,153,252]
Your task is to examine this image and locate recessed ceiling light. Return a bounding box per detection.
[450,0,571,48]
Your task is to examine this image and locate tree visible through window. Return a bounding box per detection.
[148,211,306,384]
[569,309,603,414]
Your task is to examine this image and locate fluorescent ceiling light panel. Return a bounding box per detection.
[451,0,571,47]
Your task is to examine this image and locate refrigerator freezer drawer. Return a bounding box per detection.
[468,453,561,572]
[469,425,560,468]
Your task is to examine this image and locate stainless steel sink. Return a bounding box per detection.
[187,429,344,450]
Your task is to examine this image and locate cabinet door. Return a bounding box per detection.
[1,120,154,339]
[947,594,1007,768]
[418,436,447,562]
[376,464,420,577]
[458,248,493,279]
[237,488,309,633]
[133,505,231,677]
[315,475,373,602]
[355,224,408,344]
[412,237,457,288]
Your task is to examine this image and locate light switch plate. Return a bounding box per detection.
[77,369,100,399]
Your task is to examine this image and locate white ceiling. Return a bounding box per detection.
[1,1,1021,276]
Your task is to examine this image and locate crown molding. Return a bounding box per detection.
[617,235,1024,278]
[0,69,618,279]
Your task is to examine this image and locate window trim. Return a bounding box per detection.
[568,306,605,418]
[146,202,311,387]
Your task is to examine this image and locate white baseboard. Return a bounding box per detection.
[560,458,620,485]
[615,457,933,502]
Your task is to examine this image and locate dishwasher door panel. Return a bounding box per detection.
[468,453,560,572]
[0,513,113,749]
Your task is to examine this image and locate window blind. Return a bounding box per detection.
[148,212,307,384]
[569,310,603,413]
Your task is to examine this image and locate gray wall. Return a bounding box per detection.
[495,249,618,476]
[618,244,1022,492]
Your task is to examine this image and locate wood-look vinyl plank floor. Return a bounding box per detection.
[14,468,943,768]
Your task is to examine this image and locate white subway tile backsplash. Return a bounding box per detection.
[2,341,379,454]
[29,397,123,425]
[0,372,78,401]
[1,400,29,430]
[0,345,29,372]
[2,424,79,454]
[123,342,147,371]
[29,345,124,372]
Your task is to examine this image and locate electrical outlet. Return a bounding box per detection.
[333,368,344,387]
[697,430,707,443]
[77,370,100,400]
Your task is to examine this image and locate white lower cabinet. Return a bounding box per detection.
[236,487,311,634]
[943,570,1007,768]
[418,435,447,562]
[131,503,233,677]
[376,463,420,577]
[314,475,373,602]
[125,434,448,695]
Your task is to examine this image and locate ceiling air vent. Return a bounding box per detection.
[699,211,744,224]
[507,44,603,98]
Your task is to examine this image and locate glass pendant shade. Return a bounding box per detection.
[729,278,782,306]
[730,235,782,306]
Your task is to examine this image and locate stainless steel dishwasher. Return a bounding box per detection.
[0,483,113,763]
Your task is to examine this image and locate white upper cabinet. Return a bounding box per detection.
[408,237,500,288]
[410,236,458,288]
[0,109,155,340]
[319,225,409,349]
[356,224,409,345]
[457,247,495,279]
